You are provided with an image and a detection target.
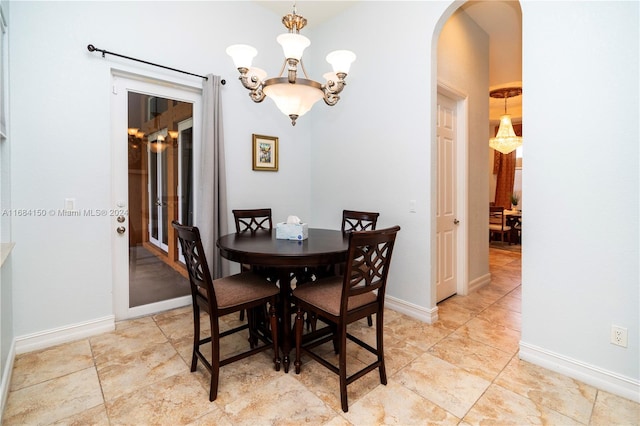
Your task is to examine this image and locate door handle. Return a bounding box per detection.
[453,219,460,225]
[116,226,126,234]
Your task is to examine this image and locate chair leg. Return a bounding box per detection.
[247,308,258,348]
[294,307,304,374]
[191,303,200,372]
[306,312,317,331]
[331,323,340,354]
[376,312,387,386]
[269,301,281,372]
[367,315,373,327]
[209,318,220,402]
[339,323,349,412]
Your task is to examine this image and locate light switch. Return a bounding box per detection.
[409,200,417,213]
[65,198,75,211]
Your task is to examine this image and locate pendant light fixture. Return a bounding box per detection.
[489,87,523,154]
[226,3,356,126]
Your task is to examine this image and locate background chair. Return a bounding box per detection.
[232,208,274,320]
[342,210,380,326]
[233,208,273,233]
[172,221,280,401]
[489,205,512,244]
[342,209,379,233]
[293,225,401,412]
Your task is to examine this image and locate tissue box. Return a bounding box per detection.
[276,222,309,240]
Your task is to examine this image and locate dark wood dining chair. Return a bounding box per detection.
[305,209,382,331]
[233,208,273,233]
[342,209,380,233]
[172,221,281,401]
[489,205,512,244]
[342,210,380,326]
[232,208,275,320]
[293,225,401,412]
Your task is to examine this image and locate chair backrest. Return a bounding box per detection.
[172,221,217,309]
[233,208,273,233]
[342,210,380,233]
[489,206,506,230]
[340,226,400,316]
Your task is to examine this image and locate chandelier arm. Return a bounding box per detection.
[249,88,266,103]
[237,68,262,91]
[299,59,311,79]
[277,60,287,78]
[323,91,340,106]
[323,74,347,96]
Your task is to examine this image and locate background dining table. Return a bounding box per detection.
[217,228,349,372]
[505,209,522,244]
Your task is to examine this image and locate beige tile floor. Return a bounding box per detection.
[3,249,639,425]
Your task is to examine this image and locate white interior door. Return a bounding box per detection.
[436,92,458,302]
[111,71,201,320]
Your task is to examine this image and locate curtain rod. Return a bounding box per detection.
[87,44,225,84]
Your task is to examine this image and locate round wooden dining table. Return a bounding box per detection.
[217,228,349,372]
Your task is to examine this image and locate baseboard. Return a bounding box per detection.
[126,296,191,320]
[520,341,640,403]
[468,272,491,294]
[14,315,115,355]
[386,295,438,324]
[0,339,16,423]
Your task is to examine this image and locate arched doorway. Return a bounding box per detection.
[432,0,523,308]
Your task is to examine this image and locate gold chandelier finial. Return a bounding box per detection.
[282,3,307,33]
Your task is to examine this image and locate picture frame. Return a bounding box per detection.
[252,134,279,171]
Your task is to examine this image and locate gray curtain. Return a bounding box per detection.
[197,74,229,278]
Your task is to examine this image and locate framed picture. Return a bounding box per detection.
[252,134,279,171]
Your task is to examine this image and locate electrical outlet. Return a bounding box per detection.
[611,325,628,347]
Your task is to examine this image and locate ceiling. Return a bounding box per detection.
[255,1,523,120]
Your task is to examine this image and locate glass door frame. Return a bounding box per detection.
[176,118,194,264]
[147,128,169,252]
[111,69,201,320]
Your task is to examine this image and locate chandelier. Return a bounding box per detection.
[489,87,523,154]
[226,4,356,126]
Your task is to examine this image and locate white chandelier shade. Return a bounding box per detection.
[263,77,324,118]
[276,33,310,60]
[226,44,257,69]
[226,5,355,126]
[326,50,356,74]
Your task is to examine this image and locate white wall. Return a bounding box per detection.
[520,1,639,399]
[307,1,452,312]
[8,1,312,337]
[5,0,639,403]
[0,0,13,406]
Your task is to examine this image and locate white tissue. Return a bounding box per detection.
[286,215,301,224]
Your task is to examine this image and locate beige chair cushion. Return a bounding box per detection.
[197,272,279,309]
[293,276,377,316]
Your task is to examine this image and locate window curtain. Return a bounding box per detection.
[493,123,521,210]
[196,74,229,279]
